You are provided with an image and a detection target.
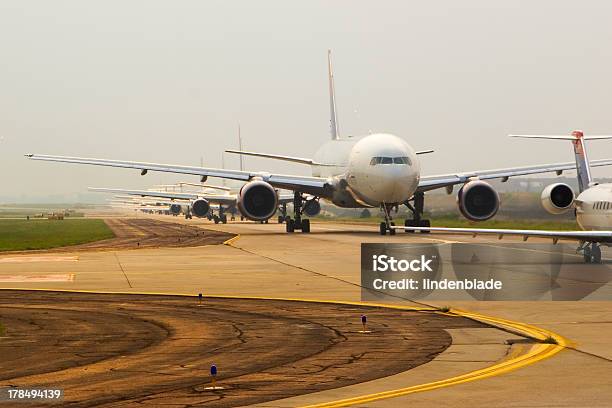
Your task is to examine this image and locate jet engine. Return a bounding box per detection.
[303,199,321,217]
[191,198,211,218]
[541,183,574,214]
[237,180,278,221]
[457,180,500,221]
[169,203,182,215]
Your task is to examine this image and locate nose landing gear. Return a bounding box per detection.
[278,203,288,224]
[379,203,396,236]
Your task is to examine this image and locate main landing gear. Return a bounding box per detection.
[580,242,602,264]
[286,192,310,233]
[403,192,430,233]
[212,206,228,224]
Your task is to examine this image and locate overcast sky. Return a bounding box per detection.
[2,1,612,201]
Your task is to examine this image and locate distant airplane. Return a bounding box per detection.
[26,51,612,234]
[398,131,612,263]
[91,184,298,224]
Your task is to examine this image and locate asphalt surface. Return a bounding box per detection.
[0,216,610,407]
[0,290,483,407]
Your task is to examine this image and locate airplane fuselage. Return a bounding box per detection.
[311,133,420,208]
[575,183,612,231]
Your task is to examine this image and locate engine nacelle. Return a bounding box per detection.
[457,180,500,221]
[191,198,211,218]
[237,180,278,221]
[169,203,182,215]
[541,183,574,214]
[303,199,321,217]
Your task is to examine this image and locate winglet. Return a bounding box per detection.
[328,49,340,140]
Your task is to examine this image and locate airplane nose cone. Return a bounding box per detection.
[362,167,415,204]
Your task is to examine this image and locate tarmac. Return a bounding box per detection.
[0,215,610,407]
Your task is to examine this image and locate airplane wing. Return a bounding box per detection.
[90,187,198,200]
[225,150,317,165]
[27,154,329,197]
[90,187,239,205]
[418,159,612,192]
[392,225,612,244]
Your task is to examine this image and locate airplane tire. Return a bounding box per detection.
[302,219,310,233]
[420,219,431,233]
[286,219,295,233]
[404,220,415,233]
[583,246,592,263]
[379,222,387,236]
[278,216,284,224]
[389,222,396,235]
[592,245,602,264]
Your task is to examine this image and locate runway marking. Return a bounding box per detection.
[0,255,79,263]
[0,274,75,282]
[0,288,568,408]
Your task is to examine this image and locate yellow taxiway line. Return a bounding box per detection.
[222,234,241,246]
[300,308,568,408]
[0,288,568,408]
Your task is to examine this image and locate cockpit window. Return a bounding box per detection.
[394,156,412,165]
[370,156,411,165]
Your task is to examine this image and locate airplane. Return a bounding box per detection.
[397,130,612,263]
[108,195,195,217]
[25,51,612,235]
[90,185,300,224]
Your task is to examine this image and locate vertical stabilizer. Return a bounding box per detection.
[328,50,340,140]
[238,124,244,171]
[570,130,592,192]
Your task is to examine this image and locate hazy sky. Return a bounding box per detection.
[2,1,612,200]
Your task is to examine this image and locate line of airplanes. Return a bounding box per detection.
[98,182,303,224]
[26,50,612,263]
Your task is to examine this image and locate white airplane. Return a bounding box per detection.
[25,51,612,234]
[109,195,197,217]
[398,130,612,263]
[91,185,299,224]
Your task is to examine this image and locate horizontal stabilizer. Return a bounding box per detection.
[510,134,612,140]
[225,150,315,165]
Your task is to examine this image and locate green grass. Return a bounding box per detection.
[0,219,115,251]
[313,216,578,230]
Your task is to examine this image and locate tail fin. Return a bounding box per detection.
[328,49,340,140]
[511,130,612,192]
[238,123,244,171]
